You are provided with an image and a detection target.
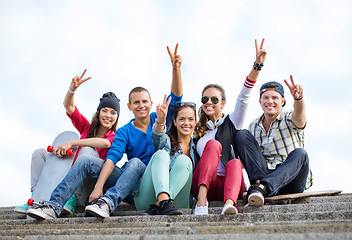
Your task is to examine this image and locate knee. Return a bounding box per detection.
[79,146,98,157]
[153,149,170,160]
[291,148,309,163]
[128,158,147,173]
[149,150,170,166]
[32,148,47,162]
[235,129,251,145]
[204,139,222,152]
[174,155,192,172]
[227,158,243,170]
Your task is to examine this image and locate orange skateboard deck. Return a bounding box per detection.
[265,190,342,203]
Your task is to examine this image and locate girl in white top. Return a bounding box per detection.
[191,39,267,215]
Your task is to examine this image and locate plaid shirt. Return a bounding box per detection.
[249,110,304,170]
[249,110,313,189]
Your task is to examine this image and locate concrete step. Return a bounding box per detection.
[15,233,352,240]
[0,193,350,239]
[4,193,351,220]
[1,220,351,238]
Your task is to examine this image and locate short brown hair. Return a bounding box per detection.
[128,87,151,103]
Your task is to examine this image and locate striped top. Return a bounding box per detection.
[249,110,305,170]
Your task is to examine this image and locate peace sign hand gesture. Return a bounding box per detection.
[167,43,182,68]
[155,95,171,128]
[284,75,304,100]
[255,39,267,64]
[70,69,91,92]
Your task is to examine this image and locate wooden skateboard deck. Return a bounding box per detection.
[265,190,342,203]
[27,131,79,218]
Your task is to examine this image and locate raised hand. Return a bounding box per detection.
[284,75,304,100]
[255,39,267,64]
[167,44,182,68]
[156,95,171,125]
[70,69,91,92]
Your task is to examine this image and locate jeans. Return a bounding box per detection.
[134,150,193,210]
[235,129,309,197]
[47,153,146,216]
[74,147,100,207]
[191,140,246,204]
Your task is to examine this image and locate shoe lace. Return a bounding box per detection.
[91,198,106,208]
[159,198,174,208]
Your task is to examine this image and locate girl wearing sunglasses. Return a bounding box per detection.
[134,96,197,215]
[192,39,267,215]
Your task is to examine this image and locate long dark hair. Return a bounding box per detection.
[166,104,196,153]
[87,110,118,138]
[194,84,226,139]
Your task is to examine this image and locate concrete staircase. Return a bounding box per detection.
[1,193,351,239]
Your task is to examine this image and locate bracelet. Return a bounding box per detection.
[253,61,264,71]
[155,122,165,126]
[294,96,303,101]
[68,87,76,94]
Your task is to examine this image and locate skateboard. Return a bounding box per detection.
[264,190,342,204]
[27,131,79,218]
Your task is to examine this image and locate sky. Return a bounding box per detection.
[0,0,351,207]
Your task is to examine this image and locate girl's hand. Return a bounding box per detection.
[284,75,304,100]
[167,44,182,68]
[156,94,171,125]
[255,39,267,64]
[89,188,103,203]
[54,142,72,158]
[70,69,91,92]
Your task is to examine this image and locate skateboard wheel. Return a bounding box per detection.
[67,149,74,156]
[47,145,54,152]
[27,198,34,206]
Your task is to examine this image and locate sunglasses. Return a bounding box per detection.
[175,102,196,109]
[201,96,219,104]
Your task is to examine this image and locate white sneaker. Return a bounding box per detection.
[248,192,264,206]
[85,198,110,218]
[194,201,208,215]
[27,206,57,220]
[221,204,238,215]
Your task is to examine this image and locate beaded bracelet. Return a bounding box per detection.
[253,61,264,71]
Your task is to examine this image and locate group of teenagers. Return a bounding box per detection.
[15,39,313,220]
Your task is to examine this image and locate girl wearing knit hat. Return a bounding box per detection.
[14,69,120,215]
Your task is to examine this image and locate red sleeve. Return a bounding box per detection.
[66,106,91,135]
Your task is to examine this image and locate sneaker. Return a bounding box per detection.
[141,204,161,216]
[194,201,208,215]
[247,182,267,206]
[158,199,182,215]
[85,198,110,218]
[27,205,57,220]
[221,204,238,215]
[61,194,77,215]
[14,202,29,214]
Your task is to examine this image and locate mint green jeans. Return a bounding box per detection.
[134,150,193,210]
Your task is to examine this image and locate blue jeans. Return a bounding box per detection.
[47,154,146,216]
[235,129,309,197]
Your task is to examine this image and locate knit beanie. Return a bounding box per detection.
[97,92,120,116]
